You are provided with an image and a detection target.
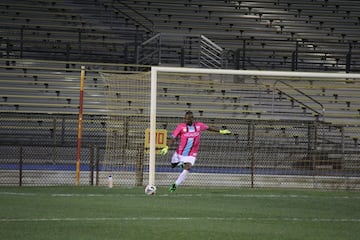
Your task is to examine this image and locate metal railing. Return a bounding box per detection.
[199,35,224,69]
[271,80,325,122]
[136,33,223,68]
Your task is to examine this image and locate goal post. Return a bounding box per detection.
[149,66,360,188]
[148,69,158,186]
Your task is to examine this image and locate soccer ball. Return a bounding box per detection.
[144,184,157,195]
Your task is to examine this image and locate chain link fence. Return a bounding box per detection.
[1,113,359,189]
[1,59,359,189]
[0,113,105,186]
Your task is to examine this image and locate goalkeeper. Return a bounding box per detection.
[160,111,231,192]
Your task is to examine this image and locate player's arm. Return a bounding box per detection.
[207,126,231,135]
[167,137,176,147]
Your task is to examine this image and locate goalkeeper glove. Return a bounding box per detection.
[219,129,231,135]
[160,146,169,155]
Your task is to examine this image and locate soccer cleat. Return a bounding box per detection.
[171,162,184,169]
[169,183,177,192]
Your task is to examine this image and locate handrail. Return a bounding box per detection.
[271,80,325,122]
[114,0,154,26]
[112,0,154,33]
[140,33,161,46]
[136,33,223,67]
[136,33,161,65]
[199,35,224,69]
[200,35,223,52]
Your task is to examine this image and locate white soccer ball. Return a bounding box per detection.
[144,184,157,195]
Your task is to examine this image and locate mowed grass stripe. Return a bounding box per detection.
[1,217,360,223]
[1,191,360,200]
[1,187,360,240]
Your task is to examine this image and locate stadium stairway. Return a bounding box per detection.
[1,0,359,71]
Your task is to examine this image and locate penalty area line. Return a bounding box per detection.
[0,192,359,200]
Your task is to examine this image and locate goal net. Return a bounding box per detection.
[101,67,360,189]
[101,71,151,186]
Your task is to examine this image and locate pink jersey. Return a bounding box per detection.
[172,121,209,157]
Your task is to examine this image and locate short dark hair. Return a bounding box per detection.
[184,111,194,119]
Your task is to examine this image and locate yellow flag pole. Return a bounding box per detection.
[75,66,85,186]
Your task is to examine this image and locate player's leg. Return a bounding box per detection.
[169,156,195,192]
[175,163,191,185]
[170,152,184,168]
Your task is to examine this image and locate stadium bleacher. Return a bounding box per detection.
[1,0,359,126]
[0,0,359,187]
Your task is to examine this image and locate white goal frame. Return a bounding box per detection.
[149,66,360,186]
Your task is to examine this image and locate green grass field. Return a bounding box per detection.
[1,186,359,240]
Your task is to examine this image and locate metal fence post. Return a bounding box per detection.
[250,121,255,188]
[19,145,23,187]
[135,143,144,187]
[90,145,95,186]
[95,147,100,186]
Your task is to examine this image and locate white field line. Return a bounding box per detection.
[1,192,360,200]
[1,217,360,223]
[50,193,360,200]
[0,192,36,196]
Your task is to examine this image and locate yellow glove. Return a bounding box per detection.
[160,146,169,155]
[219,129,231,135]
